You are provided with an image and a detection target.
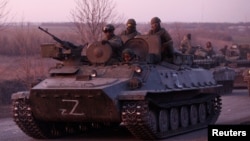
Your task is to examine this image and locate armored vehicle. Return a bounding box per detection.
[11,27,222,140]
[192,46,236,94]
[224,44,250,88]
[243,69,250,96]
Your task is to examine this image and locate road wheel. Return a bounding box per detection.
[170,107,179,130]
[148,110,157,132]
[198,103,207,123]
[190,105,198,125]
[158,109,169,132]
[180,106,189,128]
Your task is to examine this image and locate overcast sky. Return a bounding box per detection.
[8,0,250,23]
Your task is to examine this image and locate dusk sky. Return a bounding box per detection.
[8,0,250,23]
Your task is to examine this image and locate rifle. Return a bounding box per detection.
[38,26,79,50]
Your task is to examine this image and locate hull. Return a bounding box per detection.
[11,64,222,140]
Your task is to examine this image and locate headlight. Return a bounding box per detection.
[134,66,142,74]
[248,70,250,75]
[90,70,97,77]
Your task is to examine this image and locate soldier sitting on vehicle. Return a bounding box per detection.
[120,19,141,42]
[179,33,192,54]
[205,41,216,58]
[220,45,228,56]
[122,48,138,64]
[147,17,174,62]
[102,24,123,61]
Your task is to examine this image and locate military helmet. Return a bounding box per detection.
[122,48,135,62]
[126,19,136,27]
[151,17,161,24]
[103,24,115,32]
[122,48,135,56]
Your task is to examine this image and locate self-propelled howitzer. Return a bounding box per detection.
[11,34,222,140]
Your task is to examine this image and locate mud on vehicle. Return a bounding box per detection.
[11,28,222,140]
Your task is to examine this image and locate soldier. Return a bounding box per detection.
[220,45,228,55]
[147,17,174,61]
[102,24,123,60]
[122,48,137,63]
[179,33,192,54]
[120,18,141,41]
[205,41,216,58]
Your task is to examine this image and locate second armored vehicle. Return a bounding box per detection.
[224,44,250,88]
[192,46,236,94]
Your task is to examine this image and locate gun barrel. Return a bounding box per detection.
[38,26,80,50]
[38,26,43,30]
[38,26,56,38]
[38,26,48,33]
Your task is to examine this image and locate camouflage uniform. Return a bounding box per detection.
[103,35,123,50]
[180,34,192,54]
[148,28,172,44]
[102,24,123,60]
[220,45,228,55]
[120,30,141,40]
[205,41,216,58]
[147,17,173,60]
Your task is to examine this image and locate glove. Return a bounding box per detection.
[101,40,108,45]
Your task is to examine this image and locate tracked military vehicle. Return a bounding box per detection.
[11,27,222,140]
[244,69,250,96]
[192,46,235,94]
[224,44,250,88]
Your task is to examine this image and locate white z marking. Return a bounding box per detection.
[60,99,85,116]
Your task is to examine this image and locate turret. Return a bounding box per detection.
[39,27,87,66]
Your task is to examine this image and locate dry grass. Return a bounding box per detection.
[0,55,56,105]
[0,55,54,80]
[0,55,22,80]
